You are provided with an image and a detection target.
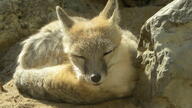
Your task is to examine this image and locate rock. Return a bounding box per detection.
[0,82,7,92]
[137,0,192,107]
[120,0,172,7]
[149,0,173,6]
[120,0,150,7]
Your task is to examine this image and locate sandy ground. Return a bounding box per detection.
[0,6,161,108]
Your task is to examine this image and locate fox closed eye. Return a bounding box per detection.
[104,49,113,56]
[71,54,86,59]
[104,47,117,56]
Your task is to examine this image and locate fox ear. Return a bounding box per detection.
[99,0,120,24]
[56,6,74,32]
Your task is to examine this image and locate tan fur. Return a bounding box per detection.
[40,21,60,33]
[68,16,122,49]
[14,0,138,104]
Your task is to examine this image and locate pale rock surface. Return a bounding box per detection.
[138,0,192,107]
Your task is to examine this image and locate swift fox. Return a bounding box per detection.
[14,0,138,104]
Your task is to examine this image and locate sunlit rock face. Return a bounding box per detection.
[138,0,192,107]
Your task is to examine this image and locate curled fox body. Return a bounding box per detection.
[14,0,138,104]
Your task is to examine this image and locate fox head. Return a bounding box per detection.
[56,0,122,85]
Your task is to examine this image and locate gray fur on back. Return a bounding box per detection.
[18,29,67,69]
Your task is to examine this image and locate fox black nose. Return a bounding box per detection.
[90,74,101,83]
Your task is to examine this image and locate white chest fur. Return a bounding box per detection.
[101,34,137,97]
